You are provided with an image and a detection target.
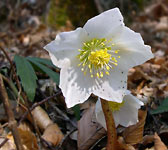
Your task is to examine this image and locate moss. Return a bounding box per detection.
[47,0,68,29]
[65,0,98,27]
[46,0,98,29]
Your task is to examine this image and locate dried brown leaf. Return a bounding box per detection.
[31,106,64,146]
[42,123,64,146]
[117,137,136,150]
[77,105,106,150]
[123,109,147,145]
[31,106,53,130]
[0,123,38,150]
[154,133,167,150]
[18,123,38,150]
[142,135,154,146]
[154,57,166,65]
[142,133,167,150]
[0,136,15,150]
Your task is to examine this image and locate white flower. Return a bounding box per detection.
[44,8,153,108]
[95,91,144,128]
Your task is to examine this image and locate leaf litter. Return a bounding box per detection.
[0,0,168,149]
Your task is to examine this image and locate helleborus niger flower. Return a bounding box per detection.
[44,8,153,108]
[95,91,144,128]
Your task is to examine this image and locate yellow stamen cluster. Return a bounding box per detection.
[77,38,121,78]
[108,101,124,112]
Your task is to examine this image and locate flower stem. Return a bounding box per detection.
[101,98,118,150]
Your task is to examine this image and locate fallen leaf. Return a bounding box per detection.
[155,17,168,31]
[31,106,53,130]
[154,133,167,150]
[77,105,106,150]
[142,135,154,146]
[0,122,38,150]
[142,133,167,150]
[117,137,136,150]
[18,123,39,150]
[123,109,147,145]
[30,106,64,146]
[0,137,15,150]
[42,123,64,146]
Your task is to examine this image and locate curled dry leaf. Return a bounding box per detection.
[42,123,64,146]
[31,106,64,146]
[142,133,167,150]
[31,106,53,130]
[117,137,135,150]
[77,105,106,150]
[123,109,147,145]
[154,133,167,150]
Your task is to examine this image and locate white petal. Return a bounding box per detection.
[115,94,143,127]
[95,93,144,129]
[83,8,124,39]
[109,27,154,69]
[95,99,122,129]
[95,99,107,129]
[93,67,128,103]
[60,56,129,107]
[44,28,88,68]
[59,59,96,108]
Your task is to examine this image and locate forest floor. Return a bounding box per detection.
[0,0,168,150]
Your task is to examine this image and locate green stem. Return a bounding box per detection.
[101,99,118,150]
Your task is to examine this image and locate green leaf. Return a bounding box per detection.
[27,58,59,85]
[14,55,37,102]
[150,98,168,114]
[27,57,56,68]
[72,105,80,120]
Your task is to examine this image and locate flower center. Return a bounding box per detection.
[77,38,120,78]
[88,50,111,69]
[108,101,124,112]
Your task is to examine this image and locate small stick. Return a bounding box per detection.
[0,46,14,70]
[0,74,23,150]
[49,101,77,128]
[0,138,8,148]
[101,99,119,150]
[0,46,24,103]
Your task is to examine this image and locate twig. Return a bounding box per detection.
[49,101,77,128]
[1,74,24,102]
[19,90,62,125]
[0,46,14,71]
[0,45,23,103]
[136,67,155,82]
[40,138,56,150]
[94,0,104,13]
[0,138,8,148]
[0,74,23,150]
[56,128,76,150]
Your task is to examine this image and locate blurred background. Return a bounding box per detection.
[0,0,168,150]
[0,0,156,59]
